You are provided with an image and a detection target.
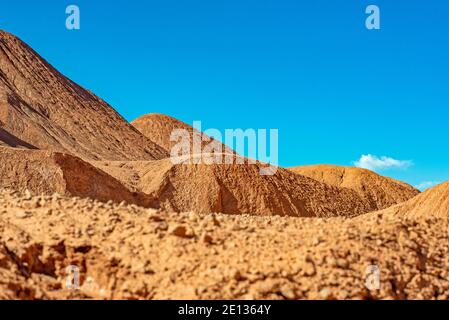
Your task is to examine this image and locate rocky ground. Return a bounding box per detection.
[1,189,448,300]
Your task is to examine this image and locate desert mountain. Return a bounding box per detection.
[0,147,153,207]
[2,144,373,218]
[132,113,235,156]
[94,158,373,217]
[290,165,420,211]
[0,30,167,161]
[376,180,449,218]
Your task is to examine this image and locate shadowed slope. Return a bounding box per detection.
[0,126,36,149]
[0,147,154,207]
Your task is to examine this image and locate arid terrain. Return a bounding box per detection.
[290,165,420,211]
[0,30,448,300]
[1,188,448,300]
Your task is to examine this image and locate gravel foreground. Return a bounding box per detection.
[1,189,448,300]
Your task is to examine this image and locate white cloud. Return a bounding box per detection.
[414,181,440,191]
[353,154,413,172]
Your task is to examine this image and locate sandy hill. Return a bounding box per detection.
[376,180,449,218]
[0,146,153,207]
[0,30,167,161]
[94,158,373,218]
[131,113,235,156]
[290,165,420,211]
[1,189,448,300]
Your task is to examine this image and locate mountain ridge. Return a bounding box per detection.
[0,30,167,161]
[290,164,420,211]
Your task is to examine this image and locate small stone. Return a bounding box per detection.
[312,236,323,246]
[336,258,349,269]
[202,233,213,244]
[208,215,220,227]
[303,256,316,276]
[15,211,31,219]
[156,221,169,231]
[280,287,296,300]
[24,190,32,200]
[25,198,40,209]
[169,225,194,238]
[232,270,244,281]
[148,212,164,222]
[74,229,83,238]
[319,288,333,300]
[118,201,126,207]
[232,224,243,231]
[188,212,198,222]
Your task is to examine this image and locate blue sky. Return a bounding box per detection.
[1,0,448,188]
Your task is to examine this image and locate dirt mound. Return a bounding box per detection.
[1,189,448,300]
[0,30,167,161]
[376,181,449,218]
[94,158,372,218]
[290,165,420,211]
[131,113,234,155]
[0,147,153,207]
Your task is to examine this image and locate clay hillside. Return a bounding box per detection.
[0,30,424,219]
[0,30,167,161]
[0,147,154,207]
[290,165,420,211]
[94,159,373,217]
[0,30,383,219]
[132,113,235,156]
[375,181,449,218]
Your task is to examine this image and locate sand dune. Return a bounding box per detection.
[290,165,420,211]
[0,30,167,161]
